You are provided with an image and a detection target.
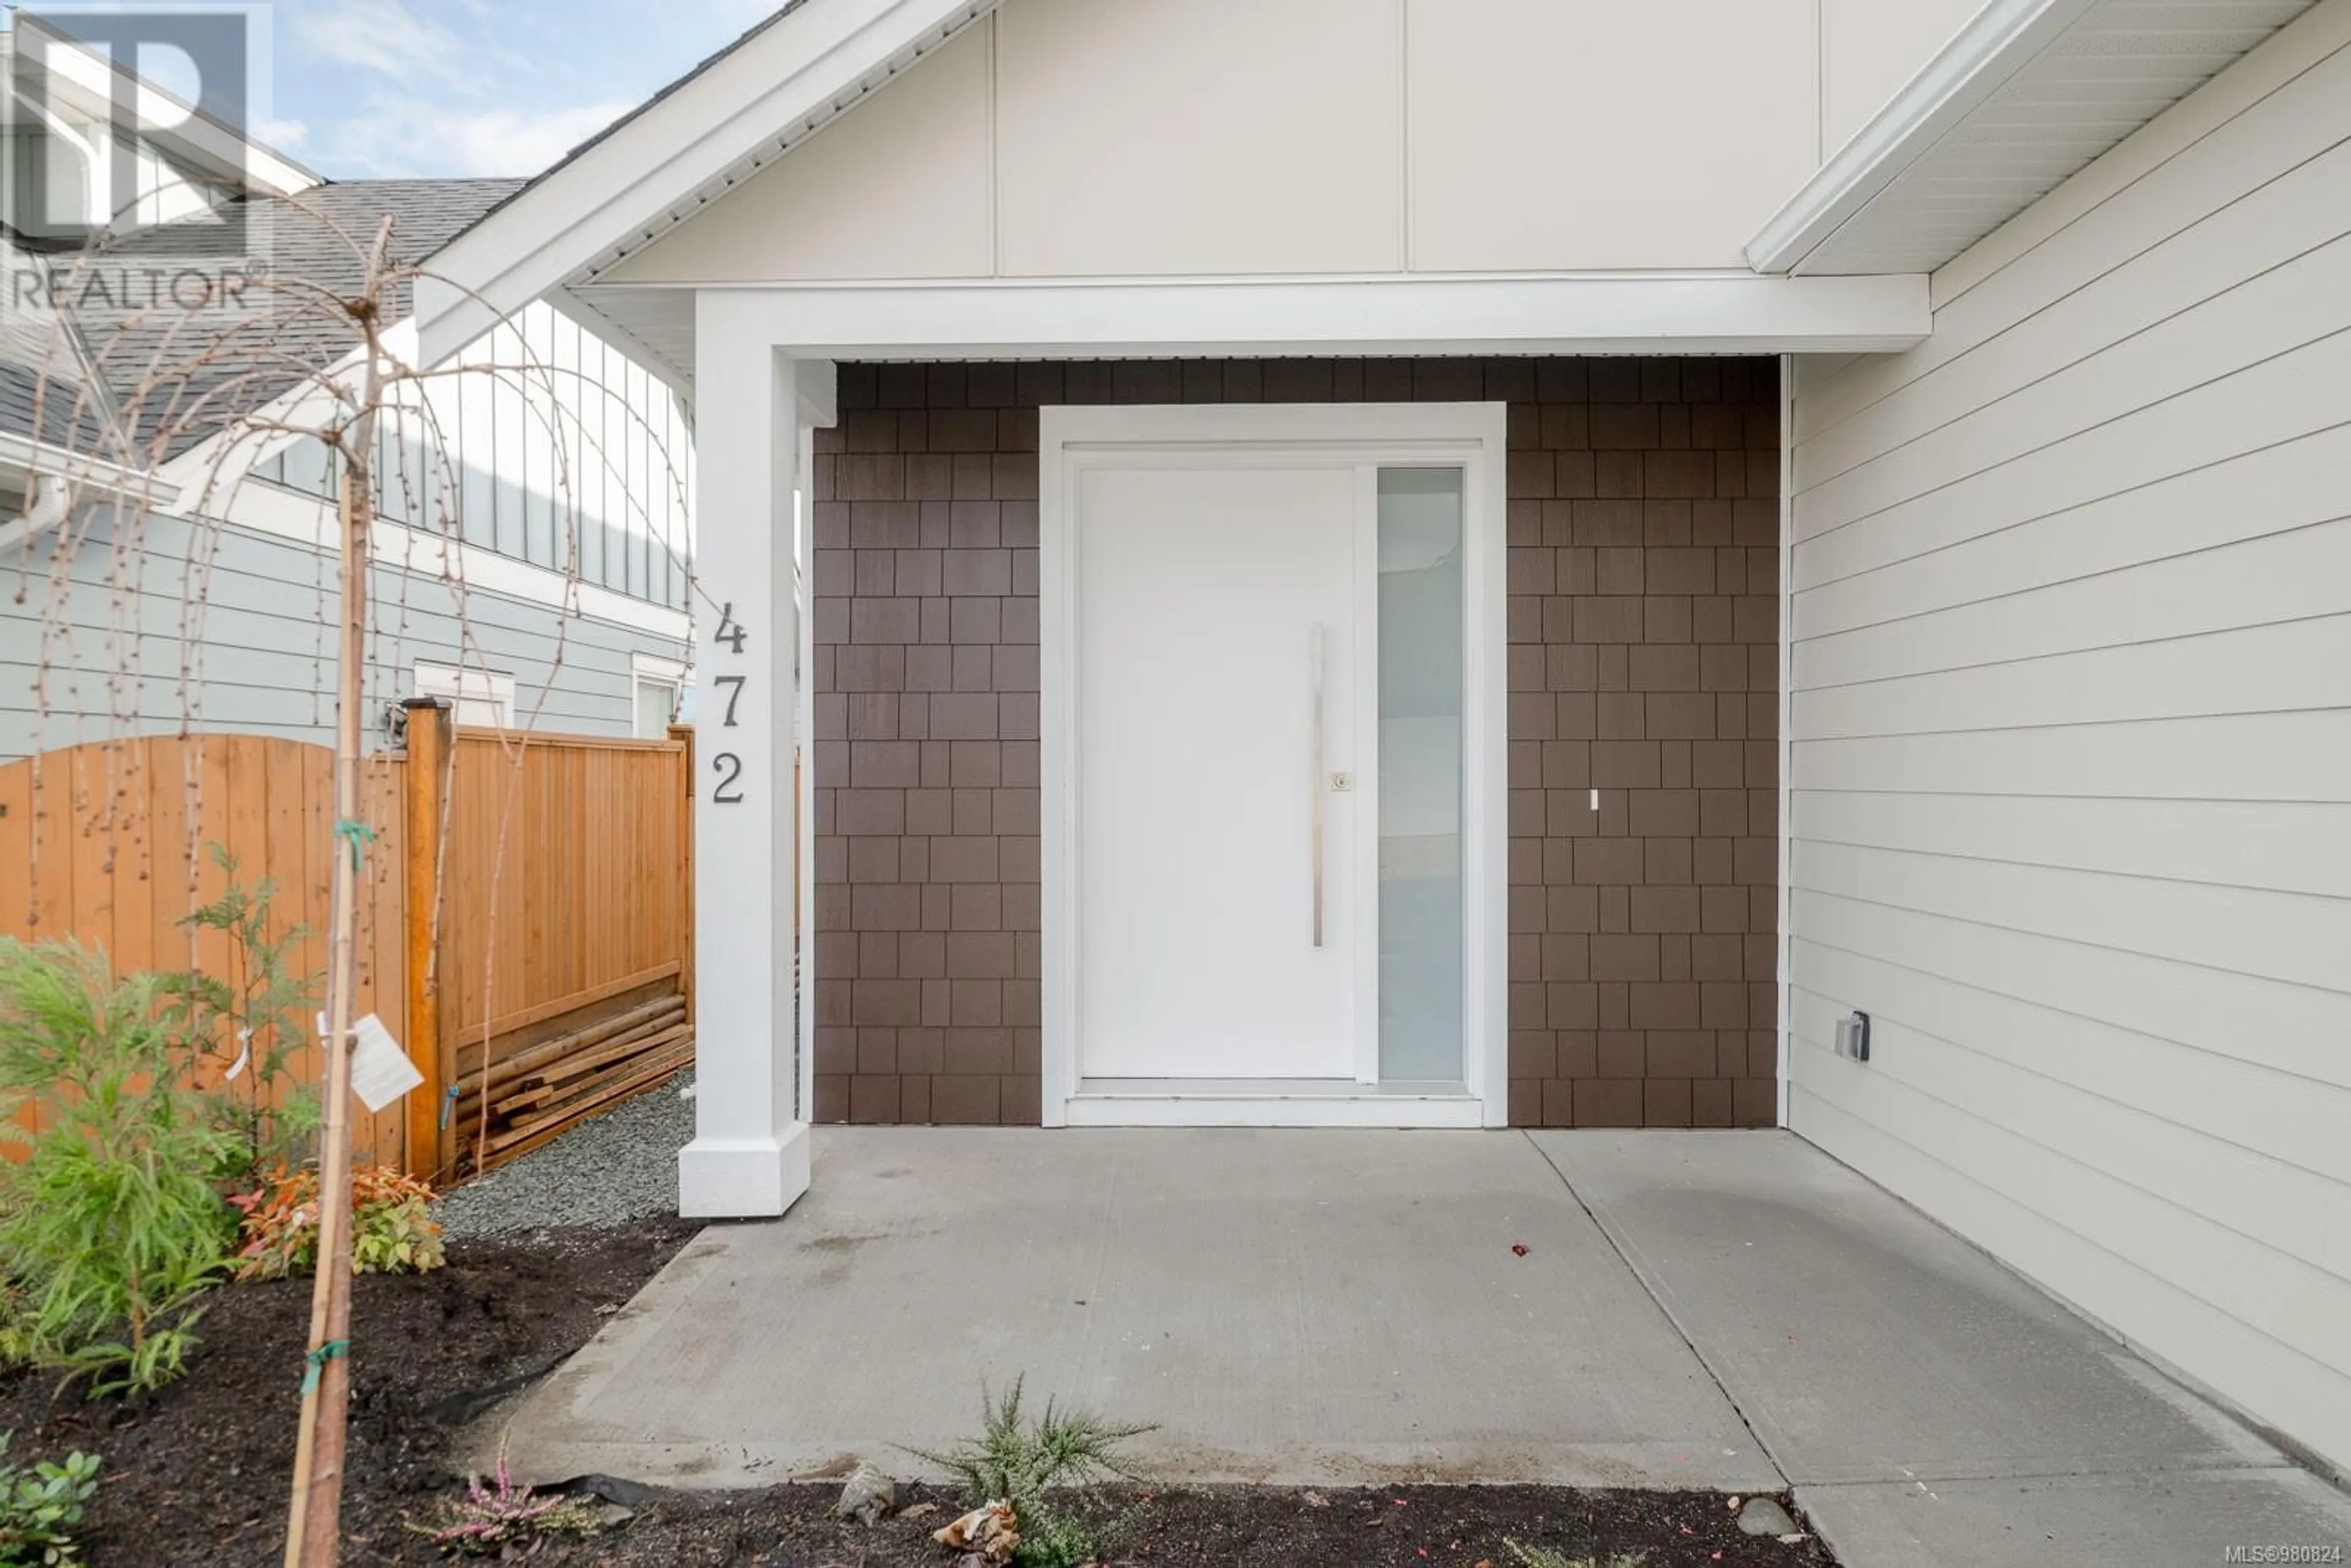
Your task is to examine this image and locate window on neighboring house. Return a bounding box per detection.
[413,661,516,729]
[631,655,686,739]
[243,305,694,614]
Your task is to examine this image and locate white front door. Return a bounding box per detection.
[1075,463,1362,1079]
[1041,402,1511,1128]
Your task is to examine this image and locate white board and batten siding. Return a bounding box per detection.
[604,0,1983,283]
[1786,1,2351,1479]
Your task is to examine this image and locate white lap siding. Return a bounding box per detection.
[1785,1,2351,1479]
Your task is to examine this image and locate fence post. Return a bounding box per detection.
[669,721,696,1031]
[402,699,454,1178]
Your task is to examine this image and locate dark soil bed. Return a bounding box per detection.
[0,1223,1835,1566]
[489,1481,1836,1567]
[0,1221,696,1567]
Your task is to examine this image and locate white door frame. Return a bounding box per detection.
[1039,402,1510,1128]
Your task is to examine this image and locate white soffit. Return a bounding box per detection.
[552,272,1930,392]
[1749,0,2318,276]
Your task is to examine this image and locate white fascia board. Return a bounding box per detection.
[7,24,320,196]
[1745,0,2099,275]
[413,0,999,367]
[645,272,1929,359]
[0,431,179,555]
[235,143,326,201]
[0,430,178,505]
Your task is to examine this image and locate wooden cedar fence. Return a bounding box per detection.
[0,710,694,1179]
[414,706,694,1171]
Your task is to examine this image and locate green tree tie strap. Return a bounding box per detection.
[300,1339,349,1394]
[332,818,378,868]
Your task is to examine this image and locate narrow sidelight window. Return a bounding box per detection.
[1376,468,1465,1082]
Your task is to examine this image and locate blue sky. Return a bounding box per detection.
[260,0,779,179]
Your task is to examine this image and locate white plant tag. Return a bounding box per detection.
[223,1026,252,1081]
[347,1013,424,1112]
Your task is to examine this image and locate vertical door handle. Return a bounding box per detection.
[1310,622,1325,950]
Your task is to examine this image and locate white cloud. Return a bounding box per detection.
[254,115,310,154]
[290,0,482,92]
[320,99,636,178]
[271,0,759,179]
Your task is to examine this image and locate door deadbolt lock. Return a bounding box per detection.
[1330,772,1354,793]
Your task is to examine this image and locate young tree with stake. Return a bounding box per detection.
[18,153,697,1555]
[278,214,392,1568]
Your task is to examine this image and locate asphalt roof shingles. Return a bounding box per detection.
[0,239,120,454]
[1,176,524,462]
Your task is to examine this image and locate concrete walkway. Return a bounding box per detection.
[1536,1133,2351,1564]
[493,1128,2351,1566]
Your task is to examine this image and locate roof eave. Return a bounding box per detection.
[413,0,999,370]
[0,429,181,504]
[4,21,321,197]
[1745,0,2098,276]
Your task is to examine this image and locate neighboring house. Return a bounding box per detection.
[0,43,693,761]
[429,0,2348,1481]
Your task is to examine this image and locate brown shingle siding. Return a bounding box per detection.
[815,356,1780,1127]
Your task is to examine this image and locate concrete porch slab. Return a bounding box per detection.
[1529,1131,2348,1564]
[1527,1131,2285,1484]
[1791,1469,2351,1568]
[490,1127,1779,1491]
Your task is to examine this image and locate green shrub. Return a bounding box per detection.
[907,1376,1155,1568]
[229,1163,445,1280]
[160,845,320,1179]
[0,940,238,1395]
[0,1435,99,1566]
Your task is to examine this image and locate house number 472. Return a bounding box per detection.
[710,602,749,805]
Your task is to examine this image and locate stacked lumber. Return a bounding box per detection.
[449,991,691,1172]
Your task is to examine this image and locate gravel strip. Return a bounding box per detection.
[433,1073,696,1237]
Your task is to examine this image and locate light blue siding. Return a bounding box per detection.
[2,503,687,762]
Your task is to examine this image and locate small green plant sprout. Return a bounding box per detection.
[0,1433,100,1566]
[228,1164,446,1281]
[0,940,239,1396]
[1504,1542,1647,1568]
[406,1455,602,1558]
[160,844,322,1179]
[907,1375,1155,1568]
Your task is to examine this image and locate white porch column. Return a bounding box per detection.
[678,296,815,1218]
